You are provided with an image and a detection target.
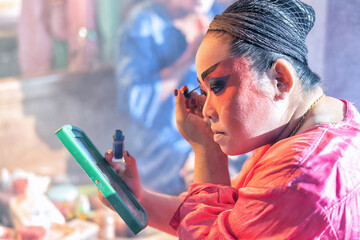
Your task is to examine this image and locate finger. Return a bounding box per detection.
[180,85,191,105]
[174,88,188,122]
[198,94,206,106]
[104,150,123,173]
[180,85,189,93]
[194,104,204,118]
[198,94,206,116]
[191,93,204,116]
[187,92,199,109]
[123,151,139,178]
[105,150,113,162]
[97,189,114,210]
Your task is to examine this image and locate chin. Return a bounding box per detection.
[220,145,241,156]
[220,144,253,156]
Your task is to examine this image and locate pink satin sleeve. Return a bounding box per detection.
[170,183,239,239]
[170,175,330,239]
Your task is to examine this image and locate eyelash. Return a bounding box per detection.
[200,89,207,96]
[209,81,226,94]
[200,75,229,96]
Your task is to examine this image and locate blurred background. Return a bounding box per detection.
[0,0,359,239]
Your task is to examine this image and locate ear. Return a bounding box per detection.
[270,59,296,100]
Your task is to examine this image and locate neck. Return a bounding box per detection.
[274,87,324,142]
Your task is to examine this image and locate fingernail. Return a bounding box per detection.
[125,151,131,157]
[174,89,178,96]
[105,150,112,156]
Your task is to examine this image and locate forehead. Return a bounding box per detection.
[195,35,230,80]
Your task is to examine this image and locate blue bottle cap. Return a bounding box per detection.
[113,129,124,141]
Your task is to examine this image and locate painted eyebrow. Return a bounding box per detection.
[201,62,220,81]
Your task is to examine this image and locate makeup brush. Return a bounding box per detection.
[183,86,200,98]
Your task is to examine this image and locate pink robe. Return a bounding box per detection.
[170,99,360,239]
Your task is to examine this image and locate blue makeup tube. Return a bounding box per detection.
[112,129,124,162]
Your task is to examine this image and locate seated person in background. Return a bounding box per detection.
[103,0,360,238]
[115,0,246,195]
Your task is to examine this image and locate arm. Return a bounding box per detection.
[172,183,327,239]
[116,15,161,85]
[172,182,326,239]
[99,151,182,236]
[159,14,210,102]
[169,138,329,239]
[192,142,229,185]
[115,14,166,125]
[140,189,184,235]
[174,87,231,185]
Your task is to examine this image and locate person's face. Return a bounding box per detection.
[193,0,215,14]
[179,0,215,14]
[195,36,285,155]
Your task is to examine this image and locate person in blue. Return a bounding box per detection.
[115,0,236,195]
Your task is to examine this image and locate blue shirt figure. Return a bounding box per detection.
[115,1,234,194]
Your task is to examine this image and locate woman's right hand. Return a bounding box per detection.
[98,150,143,209]
[174,86,215,148]
[175,86,230,185]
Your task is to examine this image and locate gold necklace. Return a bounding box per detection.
[288,94,325,138]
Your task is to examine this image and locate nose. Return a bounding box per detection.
[202,96,218,121]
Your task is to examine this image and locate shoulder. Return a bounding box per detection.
[231,102,360,237]
[248,100,360,189]
[122,2,168,32]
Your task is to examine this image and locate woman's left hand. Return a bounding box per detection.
[98,150,144,210]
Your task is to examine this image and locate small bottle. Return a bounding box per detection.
[99,209,115,239]
[112,129,124,162]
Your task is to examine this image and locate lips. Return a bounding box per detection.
[211,128,225,135]
[214,131,225,135]
[213,131,226,144]
[210,126,226,145]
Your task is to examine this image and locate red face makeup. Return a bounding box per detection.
[196,38,283,155]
